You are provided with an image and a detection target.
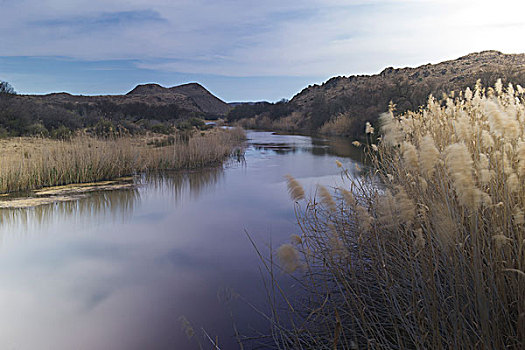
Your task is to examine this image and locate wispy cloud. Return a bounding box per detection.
[1,0,525,99]
[32,10,166,31]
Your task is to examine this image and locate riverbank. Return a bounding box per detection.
[0,127,245,195]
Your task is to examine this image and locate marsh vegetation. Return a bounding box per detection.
[275,80,524,349]
[0,127,245,194]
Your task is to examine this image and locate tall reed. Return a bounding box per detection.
[271,81,524,349]
[0,128,244,194]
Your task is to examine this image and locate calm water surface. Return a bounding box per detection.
[0,131,361,349]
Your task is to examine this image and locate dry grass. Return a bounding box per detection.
[0,128,244,194]
[319,113,356,137]
[269,80,524,349]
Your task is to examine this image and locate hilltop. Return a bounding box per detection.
[28,82,231,117]
[230,50,525,138]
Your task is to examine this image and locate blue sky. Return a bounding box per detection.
[1,0,525,102]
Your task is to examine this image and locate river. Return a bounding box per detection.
[0,130,362,349]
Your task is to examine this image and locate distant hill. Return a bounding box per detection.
[126,82,231,116]
[0,82,231,137]
[30,82,231,117]
[230,50,525,138]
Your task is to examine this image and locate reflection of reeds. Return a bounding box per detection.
[268,80,525,349]
[0,128,244,194]
[143,167,224,203]
[0,164,228,239]
[0,188,140,237]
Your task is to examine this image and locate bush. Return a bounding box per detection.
[93,119,116,138]
[51,125,73,140]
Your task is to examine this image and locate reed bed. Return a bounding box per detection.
[0,127,244,194]
[273,81,524,349]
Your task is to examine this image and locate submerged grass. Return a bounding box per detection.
[0,127,245,194]
[269,81,524,349]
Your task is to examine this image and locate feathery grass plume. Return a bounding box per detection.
[495,78,503,95]
[352,141,361,147]
[481,130,495,150]
[507,173,519,193]
[290,234,302,245]
[365,121,374,134]
[464,87,473,101]
[517,85,525,94]
[503,152,514,176]
[318,185,336,212]
[379,110,402,146]
[340,188,356,207]
[477,153,492,185]
[328,233,347,258]
[401,142,418,173]
[418,135,440,178]
[394,186,416,224]
[285,175,305,201]
[277,244,302,273]
[375,190,398,229]
[371,144,378,151]
[444,143,482,209]
[430,204,457,246]
[484,99,520,139]
[355,205,372,232]
[454,112,471,141]
[335,160,342,168]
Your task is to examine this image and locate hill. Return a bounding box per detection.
[230,50,525,138]
[126,82,231,116]
[0,82,230,138]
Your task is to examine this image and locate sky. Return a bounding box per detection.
[1,0,525,102]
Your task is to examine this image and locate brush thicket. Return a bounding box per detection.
[271,80,524,349]
[0,128,244,194]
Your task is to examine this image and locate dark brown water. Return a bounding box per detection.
[0,131,361,349]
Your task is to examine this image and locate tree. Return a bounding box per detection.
[0,81,16,95]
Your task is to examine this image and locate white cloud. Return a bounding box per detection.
[1,0,525,78]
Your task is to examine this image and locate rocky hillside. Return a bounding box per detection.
[232,50,525,138]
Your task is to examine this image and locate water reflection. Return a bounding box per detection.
[0,190,140,238]
[142,167,224,203]
[248,132,365,161]
[0,130,361,349]
[0,168,226,238]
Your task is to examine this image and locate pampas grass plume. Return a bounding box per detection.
[277,244,302,273]
[318,185,336,212]
[285,175,305,201]
[419,135,440,178]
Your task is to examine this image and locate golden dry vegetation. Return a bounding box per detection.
[275,80,524,349]
[0,127,244,194]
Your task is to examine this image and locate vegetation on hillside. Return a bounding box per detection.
[230,51,525,139]
[0,81,229,138]
[271,80,524,349]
